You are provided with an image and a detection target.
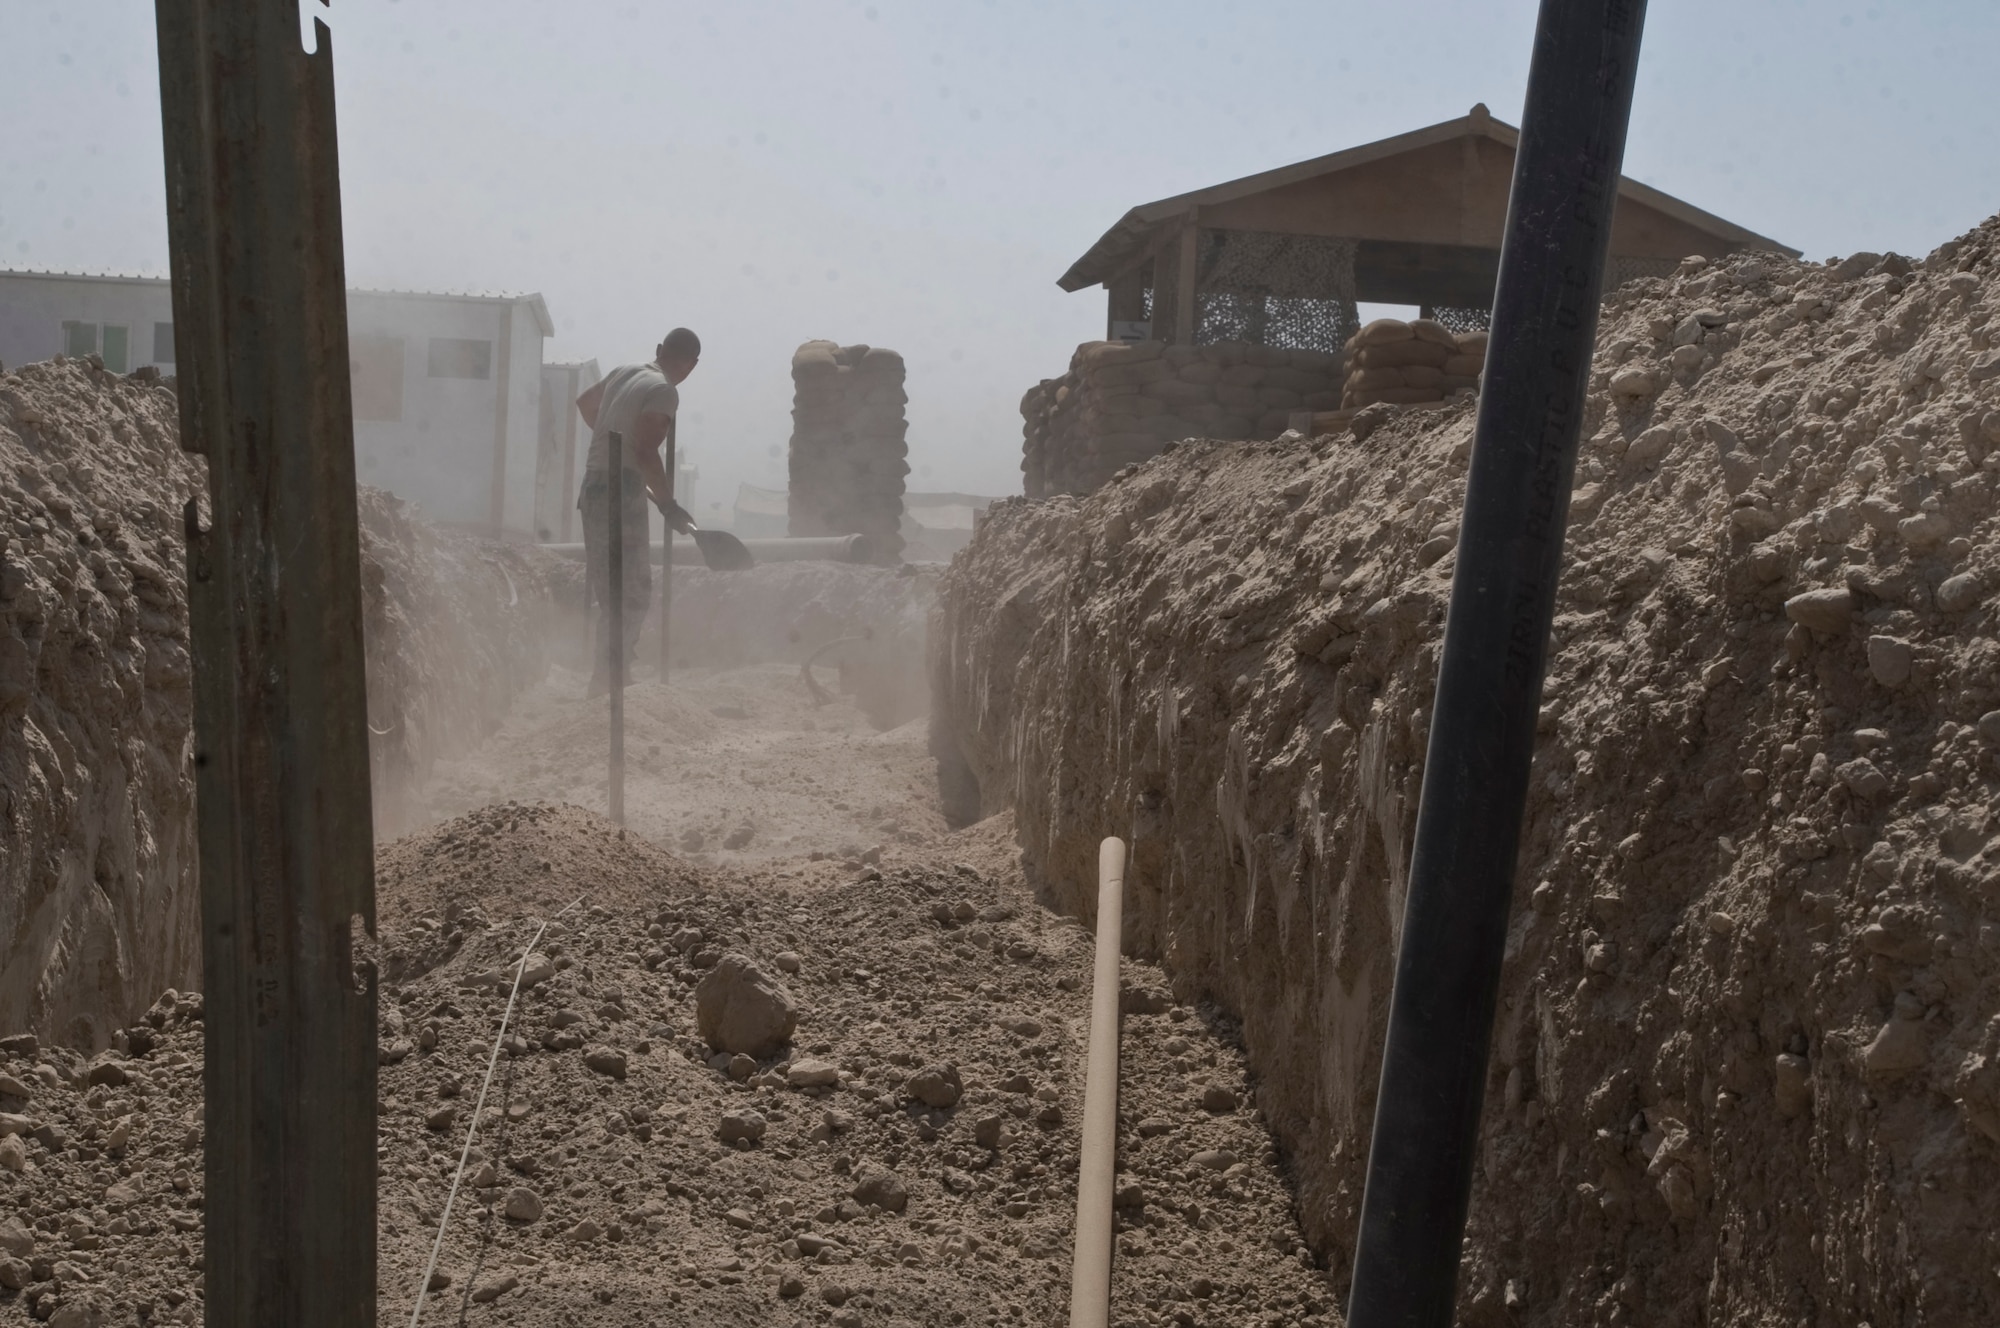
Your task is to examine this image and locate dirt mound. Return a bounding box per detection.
[375,801,705,935]
[0,358,564,1045]
[0,817,1333,1326]
[934,216,2000,1324]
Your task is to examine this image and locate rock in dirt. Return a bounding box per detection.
[1865,635,1912,687]
[786,1057,840,1088]
[470,1275,519,1303]
[851,1164,909,1213]
[718,1109,768,1144]
[694,953,799,1056]
[1783,587,1855,633]
[905,1061,962,1108]
[582,1045,628,1079]
[502,1186,544,1223]
[1935,571,1985,612]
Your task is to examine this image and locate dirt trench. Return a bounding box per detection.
[0,642,1342,1326]
[932,218,2000,1325]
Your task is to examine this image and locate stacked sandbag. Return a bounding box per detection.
[1020,339,1344,496]
[788,340,907,562]
[1339,317,1487,408]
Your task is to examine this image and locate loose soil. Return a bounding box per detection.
[0,662,1335,1327]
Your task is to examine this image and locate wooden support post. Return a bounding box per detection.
[155,4,376,1324]
[607,433,626,825]
[1173,214,1200,346]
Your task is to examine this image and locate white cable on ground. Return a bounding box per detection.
[408,897,582,1328]
[1068,837,1127,1328]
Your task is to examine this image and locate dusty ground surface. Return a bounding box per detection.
[935,217,2000,1325]
[416,662,950,869]
[0,649,1334,1326]
[662,562,937,730]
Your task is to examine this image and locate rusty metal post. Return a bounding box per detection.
[659,422,675,683]
[154,4,376,1326]
[607,432,627,825]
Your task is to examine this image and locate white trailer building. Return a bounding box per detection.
[536,359,600,543]
[0,269,554,538]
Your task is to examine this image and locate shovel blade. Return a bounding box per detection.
[691,528,755,571]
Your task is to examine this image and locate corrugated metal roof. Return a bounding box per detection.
[0,267,171,284]
[0,268,558,334]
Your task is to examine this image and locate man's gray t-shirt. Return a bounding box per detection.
[583,363,679,478]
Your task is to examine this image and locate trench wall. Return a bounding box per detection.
[0,357,559,1044]
[935,225,2000,1325]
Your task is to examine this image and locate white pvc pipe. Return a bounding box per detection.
[1069,837,1127,1328]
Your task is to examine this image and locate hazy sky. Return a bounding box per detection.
[4,1,1997,510]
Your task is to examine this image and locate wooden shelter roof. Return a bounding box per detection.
[1058,105,1796,293]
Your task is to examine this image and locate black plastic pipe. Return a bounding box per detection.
[1345,4,1648,1325]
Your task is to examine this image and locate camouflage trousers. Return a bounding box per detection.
[579,469,651,685]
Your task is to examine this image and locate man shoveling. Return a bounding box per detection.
[575,328,702,696]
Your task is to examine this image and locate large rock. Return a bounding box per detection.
[851,1163,909,1213]
[694,953,798,1057]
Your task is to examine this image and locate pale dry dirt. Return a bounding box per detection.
[0,647,1335,1327]
[934,218,2000,1326]
[414,662,950,870]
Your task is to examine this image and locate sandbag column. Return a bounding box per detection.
[789,340,908,562]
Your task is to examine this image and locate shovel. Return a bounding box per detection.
[688,525,755,571]
[660,498,755,571]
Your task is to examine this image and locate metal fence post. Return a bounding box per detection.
[607,433,626,826]
[154,4,376,1325]
[659,424,675,683]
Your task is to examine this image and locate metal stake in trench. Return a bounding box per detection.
[607,431,627,826]
[1068,837,1127,1328]
[155,3,375,1324]
[659,421,675,682]
[1344,3,1648,1326]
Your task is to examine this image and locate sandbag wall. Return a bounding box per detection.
[789,340,907,562]
[1021,339,1343,497]
[1340,316,1487,408]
